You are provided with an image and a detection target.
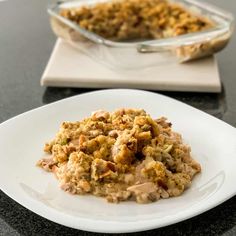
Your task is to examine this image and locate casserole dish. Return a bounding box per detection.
[48,0,234,69]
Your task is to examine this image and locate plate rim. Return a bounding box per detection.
[0,88,235,130]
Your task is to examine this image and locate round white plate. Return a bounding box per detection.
[0,89,235,233]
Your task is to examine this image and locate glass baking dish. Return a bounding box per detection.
[48,0,234,69]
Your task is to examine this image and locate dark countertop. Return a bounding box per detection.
[0,0,235,235]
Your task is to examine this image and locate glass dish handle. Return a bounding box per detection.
[137,27,231,62]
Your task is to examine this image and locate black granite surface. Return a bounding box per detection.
[0,0,235,235]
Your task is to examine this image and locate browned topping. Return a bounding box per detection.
[60,0,214,41]
[37,109,201,203]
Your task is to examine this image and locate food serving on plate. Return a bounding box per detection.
[59,0,213,41]
[37,109,201,203]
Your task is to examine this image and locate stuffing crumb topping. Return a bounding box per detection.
[60,0,213,41]
[37,108,201,203]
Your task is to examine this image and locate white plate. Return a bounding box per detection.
[0,89,235,233]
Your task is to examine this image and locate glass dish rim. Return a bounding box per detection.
[48,0,234,49]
